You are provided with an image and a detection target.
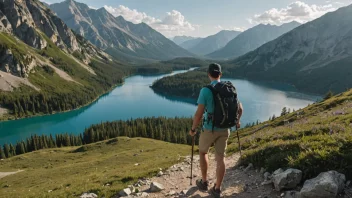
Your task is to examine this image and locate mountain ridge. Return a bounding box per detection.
[207,21,301,59]
[226,4,352,94]
[188,30,241,55]
[50,0,194,62]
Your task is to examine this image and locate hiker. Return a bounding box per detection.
[189,63,243,197]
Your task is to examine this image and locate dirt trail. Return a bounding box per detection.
[138,153,278,198]
[0,170,23,179]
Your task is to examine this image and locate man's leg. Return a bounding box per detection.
[198,130,213,185]
[215,154,226,189]
[214,129,230,190]
[199,151,209,181]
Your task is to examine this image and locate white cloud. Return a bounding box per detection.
[88,6,98,10]
[249,1,345,25]
[215,25,246,32]
[103,6,197,37]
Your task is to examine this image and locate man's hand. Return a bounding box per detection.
[189,129,197,136]
[236,121,241,129]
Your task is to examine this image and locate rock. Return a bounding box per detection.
[273,169,302,191]
[244,163,254,172]
[273,168,284,176]
[128,185,135,193]
[80,193,98,198]
[136,192,149,197]
[150,182,164,192]
[167,190,176,196]
[260,167,266,174]
[300,171,346,198]
[264,172,272,181]
[181,190,188,195]
[119,188,132,197]
[283,191,301,198]
[157,171,163,177]
[178,167,184,171]
[261,180,273,186]
[48,190,52,193]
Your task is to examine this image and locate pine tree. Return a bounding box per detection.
[281,107,287,116]
[3,144,10,158]
[0,146,6,159]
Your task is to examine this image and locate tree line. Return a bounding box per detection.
[0,117,200,159]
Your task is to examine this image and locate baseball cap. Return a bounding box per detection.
[208,63,222,74]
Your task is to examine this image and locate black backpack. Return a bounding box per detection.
[206,81,239,130]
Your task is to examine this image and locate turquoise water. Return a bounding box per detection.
[0,70,320,145]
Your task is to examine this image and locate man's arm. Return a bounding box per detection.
[189,104,205,136]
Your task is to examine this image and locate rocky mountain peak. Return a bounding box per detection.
[0,0,80,52]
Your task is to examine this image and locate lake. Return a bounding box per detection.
[0,70,320,145]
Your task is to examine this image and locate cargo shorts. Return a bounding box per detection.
[198,129,230,157]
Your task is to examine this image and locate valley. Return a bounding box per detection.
[1,0,352,197]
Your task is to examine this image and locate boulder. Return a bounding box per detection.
[119,188,132,197]
[273,169,302,191]
[283,191,301,198]
[273,168,284,175]
[80,193,98,198]
[150,182,164,192]
[300,171,346,198]
[157,171,163,177]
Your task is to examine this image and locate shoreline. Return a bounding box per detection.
[0,70,186,123]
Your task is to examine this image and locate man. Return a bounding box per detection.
[189,63,243,197]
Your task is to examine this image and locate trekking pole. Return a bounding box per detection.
[190,135,195,185]
[236,127,242,157]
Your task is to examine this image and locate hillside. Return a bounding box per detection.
[227,88,352,180]
[207,21,301,60]
[0,0,131,120]
[50,0,193,63]
[226,4,352,94]
[188,30,241,55]
[0,137,190,198]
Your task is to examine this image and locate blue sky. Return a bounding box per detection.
[45,0,352,38]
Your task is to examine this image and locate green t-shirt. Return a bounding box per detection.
[197,80,225,131]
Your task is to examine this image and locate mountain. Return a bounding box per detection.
[50,0,193,62]
[0,0,132,120]
[172,36,199,45]
[226,4,352,94]
[188,30,241,55]
[179,38,203,50]
[207,21,301,59]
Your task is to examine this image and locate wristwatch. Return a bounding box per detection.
[191,128,196,133]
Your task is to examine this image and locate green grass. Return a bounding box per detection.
[227,89,352,180]
[0,137,190,198]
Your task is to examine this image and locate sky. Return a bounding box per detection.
[44,0,352,38]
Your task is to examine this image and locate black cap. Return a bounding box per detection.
[208,63,221,74]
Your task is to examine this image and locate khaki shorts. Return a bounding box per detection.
[199,129,230,157]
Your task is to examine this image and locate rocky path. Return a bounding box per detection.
[0,170,23,179]
[135,153,278,198]
[117,153,352,198]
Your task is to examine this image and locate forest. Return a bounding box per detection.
[0,117,200,159]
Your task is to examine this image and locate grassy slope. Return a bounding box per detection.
[227,89,352,180]
[0,137,190,198]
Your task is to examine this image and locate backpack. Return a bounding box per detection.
[206,81,239,131]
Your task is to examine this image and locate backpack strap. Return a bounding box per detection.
[205,85,217,132]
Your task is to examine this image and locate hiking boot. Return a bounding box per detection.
[209,185,221,198]
[196,179,209,191]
